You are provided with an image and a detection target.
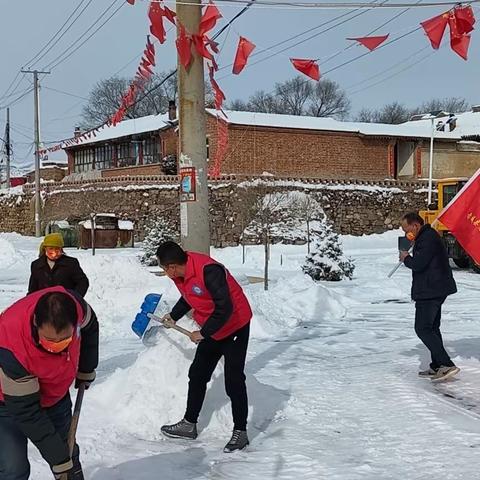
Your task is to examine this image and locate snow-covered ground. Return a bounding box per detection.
[1,231,480,479]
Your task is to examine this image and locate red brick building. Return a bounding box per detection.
[64,108,478,181]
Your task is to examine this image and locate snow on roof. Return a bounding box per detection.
[67,113,173,148]
[63,108,476,150]
[403,110,480,138]
[206,109,461,140]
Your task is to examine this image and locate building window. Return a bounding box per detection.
[117,143,134,167]
[74,148,94,173]
[95,145,114,170]
[143,137,160,164]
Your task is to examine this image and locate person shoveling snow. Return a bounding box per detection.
[0,287,98,479]
[156,241,252,453]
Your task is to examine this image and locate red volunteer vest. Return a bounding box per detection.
[0,287,83,407]
[173,252,252,340]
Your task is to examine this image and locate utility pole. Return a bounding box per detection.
[21,69,50,236]
[427,115,435,208]
[5,108,11,188]
[176,0,210,254]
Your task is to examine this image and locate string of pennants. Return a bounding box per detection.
[39,0,476,175]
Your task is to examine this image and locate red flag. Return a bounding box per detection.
[149,1,166,44]
[209,65,225,110]
[437,169,480,264]
[454,5,476,35]
[163,6,177,24]
[199,2,222,36]
[192,34,218,70]
[421,12,449,49]
[232,36,256,75]
[176,24,192,69]
[451,33,471,60]
[290,58,320,81]
[127,0,135,5]
[347,34,389,51]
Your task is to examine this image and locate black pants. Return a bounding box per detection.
[185,322,250,431]
[415,297,455,369]
[0,394,83,480]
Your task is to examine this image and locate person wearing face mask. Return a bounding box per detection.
[156,241,253,453]
[0,287,98,480]
[399,212,459,382]
[28,233,89,298]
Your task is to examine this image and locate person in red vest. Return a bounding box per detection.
[0,287,99,480]
[157,241,252,453]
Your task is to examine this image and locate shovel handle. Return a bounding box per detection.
[147,313,193,338]
[68,383,86,456]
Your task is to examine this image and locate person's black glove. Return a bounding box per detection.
[75,370,96,390]
[52,458,73,479]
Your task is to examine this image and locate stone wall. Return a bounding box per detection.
[0,178,427,246]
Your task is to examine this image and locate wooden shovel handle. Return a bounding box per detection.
[147,313,193,338]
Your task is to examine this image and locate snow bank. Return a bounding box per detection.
[0,236,19,269]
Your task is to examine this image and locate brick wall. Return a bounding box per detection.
[0,179,427,245]
[206,116,391,180]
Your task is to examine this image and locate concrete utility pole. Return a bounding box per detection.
[21,69,50,236]
[5,108,11,188]
[427,115,435,208]
[176,0,210,254]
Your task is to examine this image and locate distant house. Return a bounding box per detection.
[62,106,480,182]
[25,162,68,183]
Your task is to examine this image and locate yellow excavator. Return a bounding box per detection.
[420,177,480,273]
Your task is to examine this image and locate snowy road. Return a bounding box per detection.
[1,232,479,479]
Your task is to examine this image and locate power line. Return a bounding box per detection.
[164,0,478,8]
[45,0,126,71]
[24,0,93,68]
[42,86,89,101]
[0,88,34,111]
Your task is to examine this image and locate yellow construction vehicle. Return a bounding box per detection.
[420,177,480,273]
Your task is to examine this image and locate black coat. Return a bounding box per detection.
[28,254,89,297]
[404,224,457,301]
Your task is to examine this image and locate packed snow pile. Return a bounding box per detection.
[0,236,20,269]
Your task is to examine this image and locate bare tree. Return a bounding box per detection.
[81,71,177,129]
[306,79,351,119]
[294,194,321,254]
[414,97,470,115]
[275,77,313,116]
[354,107,378,123]
[241,184,287,290]
[228,76,350,119]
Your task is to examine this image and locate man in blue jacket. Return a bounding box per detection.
[400,212,459,382]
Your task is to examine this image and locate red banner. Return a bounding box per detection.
[438,169,480,264]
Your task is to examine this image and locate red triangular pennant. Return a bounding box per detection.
[232,36,256,75]
[176,24,192,69]
[199,2,222,36]
[290,58,320,81]
[149,1,166,44]
[347,34,389,51]
[127,0,135,5]
[421,11,449,50]
[144,35,156,66]
[451,33,471,60]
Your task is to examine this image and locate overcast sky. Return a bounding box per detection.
[1,0,479,170]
